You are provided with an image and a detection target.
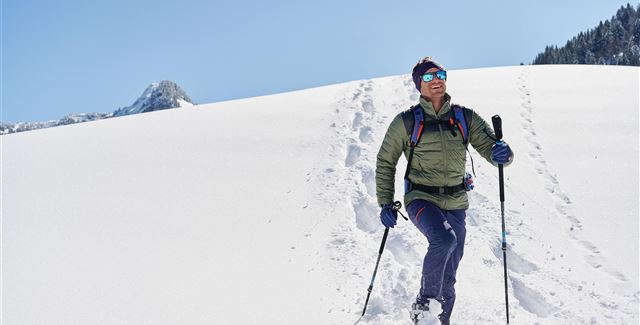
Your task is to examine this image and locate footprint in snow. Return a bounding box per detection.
[345,144,361,167]
[359,126,374,143]
[490,240,539,275]
[511,277,558,318]
[352,112,363,130]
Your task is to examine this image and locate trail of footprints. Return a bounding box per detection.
[342,81,386,234]
[337,80,425,318]
[516,69,628,283]
[513,68,635,321]
[467,189,560,320]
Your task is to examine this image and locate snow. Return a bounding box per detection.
[2,65,639,324]
[178,99,194,107]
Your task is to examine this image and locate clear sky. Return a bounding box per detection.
[1,0,633,123]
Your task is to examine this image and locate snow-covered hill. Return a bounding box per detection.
[2,65,638,324]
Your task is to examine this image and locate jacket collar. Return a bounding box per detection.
[419,93,452,118]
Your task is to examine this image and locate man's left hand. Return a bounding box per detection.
[491,141,512,164]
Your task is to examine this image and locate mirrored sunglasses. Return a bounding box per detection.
[422,70,447,82]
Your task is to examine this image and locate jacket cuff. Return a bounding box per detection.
[377,199,394,207]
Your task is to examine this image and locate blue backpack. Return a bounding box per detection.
[400,104,475,193]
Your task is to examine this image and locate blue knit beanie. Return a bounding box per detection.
[412,57,445,91]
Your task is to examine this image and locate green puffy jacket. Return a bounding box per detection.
[375,94,513,210]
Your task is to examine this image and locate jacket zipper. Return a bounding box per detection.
[438,113,449,209]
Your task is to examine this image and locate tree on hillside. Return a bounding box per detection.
[532,4,639,66]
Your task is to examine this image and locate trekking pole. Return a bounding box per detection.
[354,201,407,325]
[492,115,510,324]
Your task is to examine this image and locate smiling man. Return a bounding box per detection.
[375,57,514,325]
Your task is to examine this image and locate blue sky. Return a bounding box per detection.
[1,0,633,123]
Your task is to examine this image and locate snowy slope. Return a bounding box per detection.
[2,65,638,325]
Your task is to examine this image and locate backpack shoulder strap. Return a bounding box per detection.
[400,105,424,147]
[451,104,472,144]
[401,105,425,192]
[400,107,414,135]
[452,104,478,175]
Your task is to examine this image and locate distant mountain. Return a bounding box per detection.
[532,3,639,66]
[1,80,194,135]
[0,112,113,135]
[113,80,193,117]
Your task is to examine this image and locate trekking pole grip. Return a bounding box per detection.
[492,115,503,141]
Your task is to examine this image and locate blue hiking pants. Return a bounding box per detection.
[407,199,466,324]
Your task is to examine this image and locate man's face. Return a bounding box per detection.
[419,67,446,100]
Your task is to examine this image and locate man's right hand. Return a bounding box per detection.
[380,204,398,228]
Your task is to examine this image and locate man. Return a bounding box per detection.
[375,57,513,325]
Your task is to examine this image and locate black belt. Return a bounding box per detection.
[406,182,465,195]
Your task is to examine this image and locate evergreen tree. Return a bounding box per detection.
[532,4,639,66]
